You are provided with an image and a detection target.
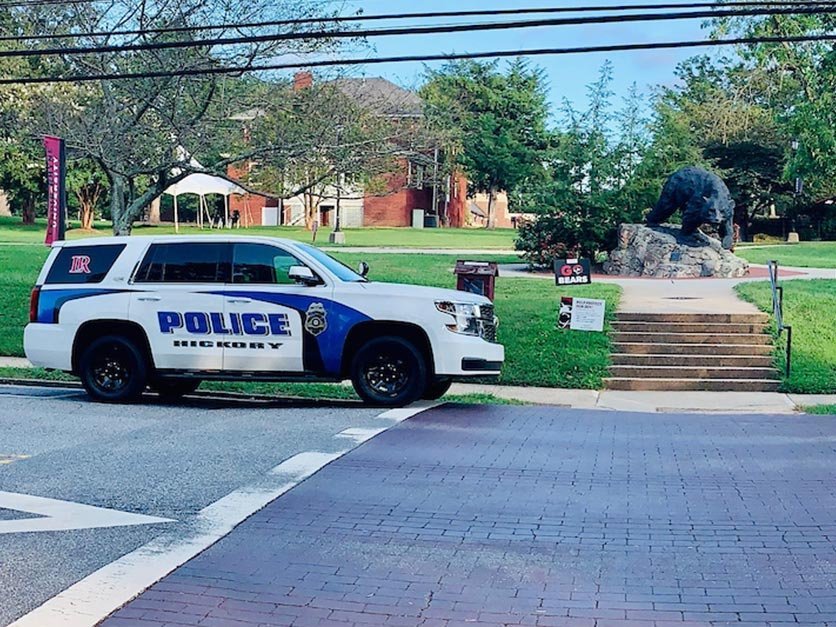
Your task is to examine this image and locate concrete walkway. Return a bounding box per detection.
[499,263,835,315]
[321,246,519,255]
[450,382,834,413]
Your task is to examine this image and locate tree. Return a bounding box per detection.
[244,81,409,229]
[514,65,650,265]
[10,0,354,235]
[642,54,793,240]
[67,160,109,230]
[421,59,549,228]
[707,12,836,204]
[0,137,44,225]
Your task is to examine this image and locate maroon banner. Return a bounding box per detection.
[43,135,67,246]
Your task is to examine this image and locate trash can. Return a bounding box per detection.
[454,260,499,301]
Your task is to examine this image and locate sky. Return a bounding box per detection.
[322,0,714,120]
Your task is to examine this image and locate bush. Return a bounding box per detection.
[514,215,572,268]
[514,204,628,269]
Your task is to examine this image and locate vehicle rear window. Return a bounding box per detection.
[45,245,126,284]
[134,243,230,283]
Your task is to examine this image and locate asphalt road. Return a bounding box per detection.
[0,384,390,626]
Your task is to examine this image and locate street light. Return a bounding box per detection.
[789,139,801,243]
[329,126,346,245]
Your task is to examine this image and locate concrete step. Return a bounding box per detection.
[611,353,775,368]
[604,378,782,392]
[614,343,774,356]
[612,321,769,334]
[616,312,770,324]
[613,332,772,345]
[608,366,780,380]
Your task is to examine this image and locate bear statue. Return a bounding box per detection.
[646,166,736,250]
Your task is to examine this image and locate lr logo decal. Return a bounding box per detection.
[69,255,91,274]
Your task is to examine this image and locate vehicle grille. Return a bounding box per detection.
[478,305,499,343]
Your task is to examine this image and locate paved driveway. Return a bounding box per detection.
[100,404,836,626]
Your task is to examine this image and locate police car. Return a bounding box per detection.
[24,236,504,407]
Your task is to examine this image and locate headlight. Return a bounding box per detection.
[436,301,481,336]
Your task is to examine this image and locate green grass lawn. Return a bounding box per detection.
[0,216,518,249]
[736,242,836,269]
[804,404,836,415]
[0,246,621,390]
[735,279,836,394]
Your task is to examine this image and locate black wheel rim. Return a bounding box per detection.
[363,351,410,397]
[91,344,132,393]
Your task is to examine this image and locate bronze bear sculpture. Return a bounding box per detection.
[646,166,736,250]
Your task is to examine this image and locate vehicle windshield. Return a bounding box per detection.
[296,243,368,283]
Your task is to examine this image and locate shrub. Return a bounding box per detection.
[514,203,628,269]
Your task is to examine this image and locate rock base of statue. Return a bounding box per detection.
[603,223,749,278]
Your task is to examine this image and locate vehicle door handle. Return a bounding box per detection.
[227,298,251,304]
[137,296,162,302]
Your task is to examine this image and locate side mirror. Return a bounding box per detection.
[288,265,320,286]
[357,261,369,278]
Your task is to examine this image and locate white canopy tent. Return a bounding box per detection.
[163,171,247,232]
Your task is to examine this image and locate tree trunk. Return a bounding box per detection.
[78,192,95,230]
[110,175,132,235]
[486,187,497,230]
[22,195,36,225]
[148,197,161,226]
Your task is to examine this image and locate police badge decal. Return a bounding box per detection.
[304,302,328,336]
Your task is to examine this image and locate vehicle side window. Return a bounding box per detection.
[45,244,126,284]
[135,243,230,283]
[232,243,303,285]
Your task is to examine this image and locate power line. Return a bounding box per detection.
[1,4,835,59]
[3,32,836,85]
[0,0,97,7]
[0,1,832,43]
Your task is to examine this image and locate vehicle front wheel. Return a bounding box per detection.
[152,378,201,400]
[423,377,452,400]
[79,335,148,403]
[350,336,428,407]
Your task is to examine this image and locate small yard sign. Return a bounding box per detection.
[554,258,592,285]
[558,297,606,332]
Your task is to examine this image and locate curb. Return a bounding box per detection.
[0,377,365,405]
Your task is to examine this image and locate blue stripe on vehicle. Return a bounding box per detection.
[37,289,131,324]
[206,291,371,375]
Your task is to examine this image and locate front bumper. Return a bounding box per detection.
[433,332,505,376]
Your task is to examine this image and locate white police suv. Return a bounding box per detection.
[24,236,503,406]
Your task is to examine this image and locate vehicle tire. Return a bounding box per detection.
[79,335,148,403]
[152,378,201,400]
[423,377,452,400]
[350,336,428,407]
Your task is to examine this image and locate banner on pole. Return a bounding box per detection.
[43,136,67,246]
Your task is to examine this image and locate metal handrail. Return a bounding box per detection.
[767,260,793,377]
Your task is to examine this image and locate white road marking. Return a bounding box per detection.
[0,492,174,535]
[269,451,344,478]
[9,403,439,627]
[335,427,387,444]
[376,401,439,422]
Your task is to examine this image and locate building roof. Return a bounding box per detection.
[328,77,423,118]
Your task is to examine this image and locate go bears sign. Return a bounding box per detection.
[554,258,592,286]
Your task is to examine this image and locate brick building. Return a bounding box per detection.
[227,74,514,229]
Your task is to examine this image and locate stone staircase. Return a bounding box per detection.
[605,312,781,392]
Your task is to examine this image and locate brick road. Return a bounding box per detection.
[102,405,836,627]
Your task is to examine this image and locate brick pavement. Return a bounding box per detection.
[101,406,836,627]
